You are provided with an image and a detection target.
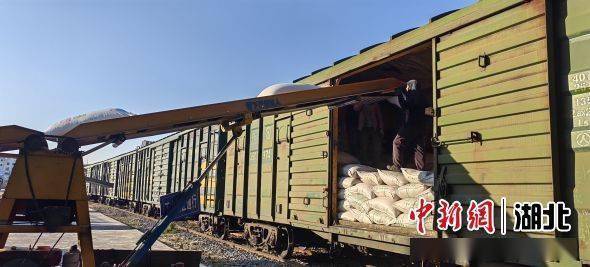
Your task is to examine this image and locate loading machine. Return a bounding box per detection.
[0,78,401,266]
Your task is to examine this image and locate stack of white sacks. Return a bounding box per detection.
[337,164,435,229]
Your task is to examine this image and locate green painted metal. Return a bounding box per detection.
[134,147,152,203]
[149,136,175,203]
[563,0,590,262]
[234,126,249,217]
[79,1,590,261]
[206,126,227,214]
[116,153,136,201]
[434,0,555,239]
[247,119,262,219]
[260,116,275,221]
[288,107,330,226]
[274,114,291,223]
[204,125,226,213]
[296,0,527,85]
[223,130,237,216]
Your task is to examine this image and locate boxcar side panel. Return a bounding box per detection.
[288,107,330,226]
[234,126,249,218]
[224,130,238,216]
[260,116,275,221]
[563,0,590,262]
[210,126,227,213]
[151,141,171,204]
[435,0,554,237]
[274,114,292,224]
[247,119,262,219]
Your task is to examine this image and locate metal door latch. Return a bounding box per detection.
[431,136,443,148]
[470,131,483,145]
[478,54,490,68]
[303,197,310,205]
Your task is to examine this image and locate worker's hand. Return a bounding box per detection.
[425,107,434,117]
[406,80,417,91]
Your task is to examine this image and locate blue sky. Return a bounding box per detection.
[0,0,474,163]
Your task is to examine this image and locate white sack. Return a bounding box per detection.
[368,209,397,226]
[345,183,376,200]
[377,169,408,187]
[366,197,401,218]
[416,188,435,201]
[338,191,346,200]
[338,200,353,212]
[350,209,373,224]
[346,193,371,213]
[341,164,377,179]
[401,168,434,186]
[338,211,357,222]
[393,198,419,213]
[338,151,360,165]
[45,108,135,136]
[396,213,433,230]
[396,213,415,227]
[357,170,384,186]
[257,83,319,97]
[341,200,353,211]
[396,183,429,199]
[372,185,399,200]
[338,177,361,189]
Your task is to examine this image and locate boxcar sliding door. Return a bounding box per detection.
[434,0,555,237]
[288,106,330,226]
[274,114,291,223]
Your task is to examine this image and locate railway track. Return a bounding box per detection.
[91,202,411,266]
[90,203,299,265]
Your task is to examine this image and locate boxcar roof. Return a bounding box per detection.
[294,0,526,85]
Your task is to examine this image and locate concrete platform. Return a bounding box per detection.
[5,209,172,250]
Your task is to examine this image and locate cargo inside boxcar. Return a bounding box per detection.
[332,41,436,233]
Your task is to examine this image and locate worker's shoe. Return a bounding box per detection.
[386,165,401,172]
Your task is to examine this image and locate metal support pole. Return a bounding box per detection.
[82,135,125,157]
[121,130,242,266]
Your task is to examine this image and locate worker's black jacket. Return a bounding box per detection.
[396,86,429,128]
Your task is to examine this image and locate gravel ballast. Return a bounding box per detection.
[90,203,279,266]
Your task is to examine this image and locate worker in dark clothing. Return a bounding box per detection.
[354,102,384,168]
[387,80,433,171]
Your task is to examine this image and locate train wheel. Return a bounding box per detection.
[213,217,228,240]
[276,226,294,259]
[199,219,209,233]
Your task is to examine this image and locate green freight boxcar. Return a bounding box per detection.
[86,127,227,216]
[218,0,588,264]
[85,0,590,264]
